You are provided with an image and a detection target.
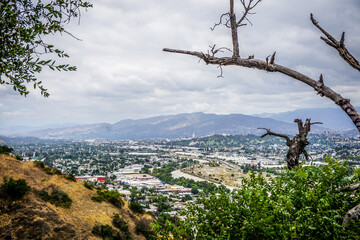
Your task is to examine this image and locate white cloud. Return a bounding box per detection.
[0,0,359,127]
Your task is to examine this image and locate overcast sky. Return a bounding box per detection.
[1,0,359,128]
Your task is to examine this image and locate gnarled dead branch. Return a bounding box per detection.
[310,14,360,71]
[162,2,360,132]
[163,47,360,132]
[258,119,321,169]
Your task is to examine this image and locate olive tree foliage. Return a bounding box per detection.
[163,0,360,133]
[153,158,360,239]
[0,0,92,97]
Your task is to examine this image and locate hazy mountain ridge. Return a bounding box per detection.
[3,112,331,140]
[255,107,360,131]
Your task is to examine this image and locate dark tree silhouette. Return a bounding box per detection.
[258,119,322,169]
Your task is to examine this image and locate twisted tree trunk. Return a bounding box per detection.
[259,119,321,169]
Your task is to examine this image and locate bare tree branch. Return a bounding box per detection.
[237,0,262,26]
[310,122,323,125]
[217,65,224,78]
[211,13,230,31]
[301,149,309,160]
[230,0,240,57]
[311,13,360,71]
[258,127,291,145]
[208,44,232,57]
[270,51,276,65]
[163,47,360,132]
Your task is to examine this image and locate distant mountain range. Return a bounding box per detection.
[0,123,79,135]
[1,112,333,140]
[255,107,359,131]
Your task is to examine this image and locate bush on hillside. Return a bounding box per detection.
[112,213,129,233]
[64,173,76,182]
[33,160,45,168]
[0,145,13,154]
[33,160,54,175]
[112,214,132,239]
[92,224,114,239]
[39,187,72,208]
[135,218,156,240]
[53,169,62,175]
[155,213,179,228]
[0,176,31,200]
[84,181,94,190]
[92,222,132,240]
[34,161,68,177]
[153,157,360,239]
[91,189,124,208]
[129,201,145,214]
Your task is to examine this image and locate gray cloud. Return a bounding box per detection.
[1,0,359,127]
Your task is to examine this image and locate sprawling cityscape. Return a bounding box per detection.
[3,133,359,217]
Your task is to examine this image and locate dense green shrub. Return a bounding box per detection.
[0,176,31,200]
[15,154,23,160]
[153,157,360,239]
[43,167,54,175]
[155,213,179,228]
[112,214,132,239]
[92,224,114,239]
[129,201,145,214]
[91,189,124,208]
[53,169,62,175]
[92,222,131,240]
[135,218,156,240]
[33,160,45,169]
[64,173,76,182]
[84,181,94,190]
[91,195,103,202]
[33,161,54,175]
[33,161,66,176]
[39,187,72,208]
[112,214,129,232]
[0,145,13,154]
[191,188,199,194]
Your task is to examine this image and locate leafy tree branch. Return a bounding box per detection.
[0,0,92,97]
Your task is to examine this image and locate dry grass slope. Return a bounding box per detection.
[0,154,151,240]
